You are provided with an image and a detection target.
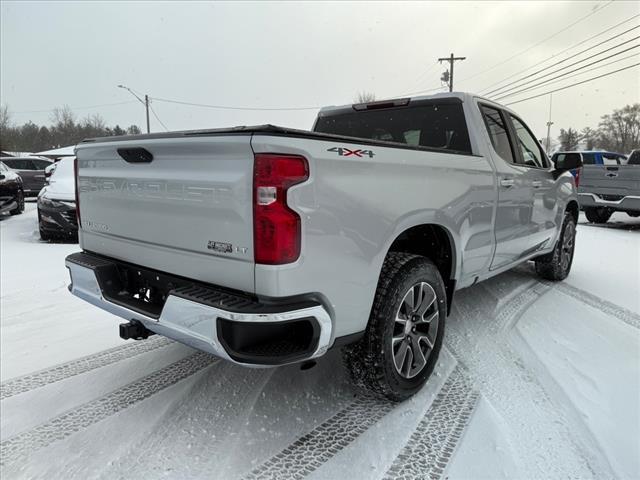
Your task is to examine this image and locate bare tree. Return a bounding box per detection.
[558,128,580,151]
[580,127,598,150]
[597,103,640,153]
[0,104,10,132]
[355,91,376,103]
[51,105,75,128]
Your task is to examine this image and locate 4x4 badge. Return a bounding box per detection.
[327,147,375,158]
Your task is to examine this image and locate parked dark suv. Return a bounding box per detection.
[1,156,53,196]
[37,157,78,241]
[0,161,25,215]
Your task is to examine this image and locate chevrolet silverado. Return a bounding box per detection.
[66,92,582,400]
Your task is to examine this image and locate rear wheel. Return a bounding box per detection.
[342,253,446,401]
[9,189,24,215]
[535,211,576,281]
[584,207,612,223]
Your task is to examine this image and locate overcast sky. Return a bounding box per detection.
[1,1,638,142]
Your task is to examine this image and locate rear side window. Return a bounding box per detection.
[3,159,35,170]
[479,105,514,164]
[582,153,597,164]
[314,103,472,154]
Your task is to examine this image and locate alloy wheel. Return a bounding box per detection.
[560,221,575,272]
[391,282,440,379]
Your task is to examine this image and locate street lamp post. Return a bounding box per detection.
[117,84,150,133]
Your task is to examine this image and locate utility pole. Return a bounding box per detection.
[118,84,151,133]
[438,53,466,92]
[145,95,150,134]
[545,94,553,154]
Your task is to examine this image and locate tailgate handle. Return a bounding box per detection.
[117,147,154,164]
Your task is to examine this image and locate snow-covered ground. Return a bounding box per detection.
[1,203,639,480]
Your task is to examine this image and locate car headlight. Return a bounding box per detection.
[38,197,66,209]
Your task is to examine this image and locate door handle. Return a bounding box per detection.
[500,178,515,188]
[532,181,542,188]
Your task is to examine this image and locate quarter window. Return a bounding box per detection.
[480,105,514,164]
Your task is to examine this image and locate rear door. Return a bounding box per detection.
[3,159,38,192]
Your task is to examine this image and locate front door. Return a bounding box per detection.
[507,114,557,252]
[478,104,539,269]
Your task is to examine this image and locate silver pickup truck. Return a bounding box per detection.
[66,92,581,400]
[569,151,640,223]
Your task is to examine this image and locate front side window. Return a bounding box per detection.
[509,115,547,168]
[32,159,52,169]
[480,105,514,164]
[602,153,621,166]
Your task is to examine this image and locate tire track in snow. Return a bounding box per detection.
[243,396,395,480]
[0,352,216,466]
[446,279,610,478]
[0,336,173,400]
[551,281,640,330]
[383,365,479,480]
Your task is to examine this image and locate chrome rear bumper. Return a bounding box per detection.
[65,253,332,366]
[578,193,640,211]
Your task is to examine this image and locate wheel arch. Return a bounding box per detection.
[385,223,457,314]
[566,199,579,223]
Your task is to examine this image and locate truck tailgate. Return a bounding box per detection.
[579,164,640,198]
[75,135,256,293]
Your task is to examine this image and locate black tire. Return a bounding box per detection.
[342,253,447,401]
[584,207,612,223]
[535,211,576,281]
[39,228,54,241]
[9,189,24,215]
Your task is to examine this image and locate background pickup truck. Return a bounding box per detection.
[66,92,581,400]
[553,151,640,223]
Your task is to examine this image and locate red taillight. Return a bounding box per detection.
[253,154,309,265]
[74,156,82,228]
[574,168,581,188]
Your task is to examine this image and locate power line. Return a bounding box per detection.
[493,43,640,101]
[398,61,441,97]
[504,62,640,106]
[457,0,615,84]
[10,100,137,115]
[393,84,446,98]
[151,96,321,111]
[499,52,638,94]
[478,13,640,94]
[483,25,640,97]
[148,103,169,132]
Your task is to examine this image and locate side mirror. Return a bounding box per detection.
[555,152,583,171]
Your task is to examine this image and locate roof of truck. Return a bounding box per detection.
[317,91,515,117]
